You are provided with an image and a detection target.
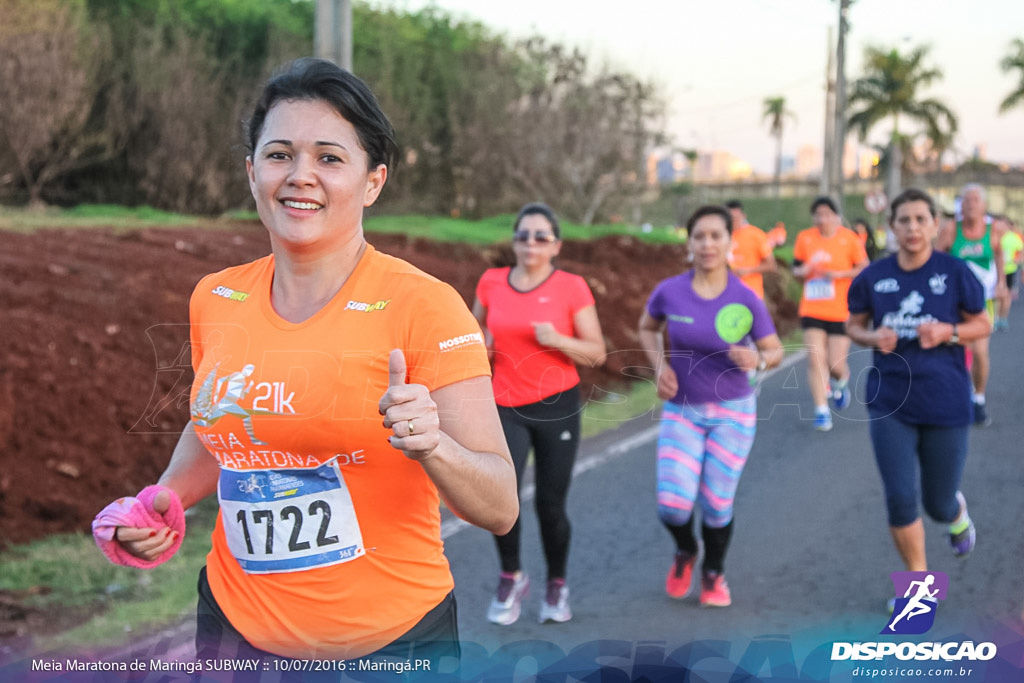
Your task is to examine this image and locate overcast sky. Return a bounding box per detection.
[386,0,1024,174]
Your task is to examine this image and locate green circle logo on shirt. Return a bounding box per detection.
[715,303,754,343]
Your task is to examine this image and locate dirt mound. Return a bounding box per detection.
[0,224,796,549]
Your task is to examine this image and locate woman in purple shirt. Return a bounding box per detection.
[639,205,783,607]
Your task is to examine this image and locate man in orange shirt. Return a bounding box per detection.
[727,200,777,300]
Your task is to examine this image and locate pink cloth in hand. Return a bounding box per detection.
[92,485,185,569]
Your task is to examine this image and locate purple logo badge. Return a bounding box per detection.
[882,571,948,635]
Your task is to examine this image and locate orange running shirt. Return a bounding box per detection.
[475,268,595,407]
[793,226,868,321]
[188,245,489,659]
[728,223,773,299]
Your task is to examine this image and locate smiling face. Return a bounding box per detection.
[893,199,937,257]
[688,213,732,273]
[246,98,386,254]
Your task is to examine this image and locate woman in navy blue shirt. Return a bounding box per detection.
[847,188,991,600]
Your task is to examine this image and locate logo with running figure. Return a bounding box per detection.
[883,571,948,635]
[191,363,296,446]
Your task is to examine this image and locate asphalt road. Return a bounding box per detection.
[441,303,1024,681]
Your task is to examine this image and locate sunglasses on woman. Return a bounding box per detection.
[512,230,558,243]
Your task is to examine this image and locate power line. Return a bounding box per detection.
[674,72,823,115]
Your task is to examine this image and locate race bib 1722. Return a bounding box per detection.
[219,459,365,574]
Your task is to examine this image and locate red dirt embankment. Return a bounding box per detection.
[0,224,796,548]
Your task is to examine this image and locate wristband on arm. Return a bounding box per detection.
[92,485,185,569]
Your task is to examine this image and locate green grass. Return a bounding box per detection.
[0,205,261,233]
[0,204,687,244]
[0,205,194,232]
[0,497,219,652]
[580,380,660,438]
[2,194,869,244]
[363,213,686,244]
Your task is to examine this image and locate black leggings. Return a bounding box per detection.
[494,387,582,580]
[194,567,460,682]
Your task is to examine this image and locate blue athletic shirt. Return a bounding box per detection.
[847,251,984,426]
[646,271,776,406]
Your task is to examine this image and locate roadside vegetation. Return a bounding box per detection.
[0,193,843,250]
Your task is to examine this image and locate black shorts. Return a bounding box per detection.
[195,566,460,679]
[800,316,847,336]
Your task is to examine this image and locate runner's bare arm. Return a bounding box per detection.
[847,256,871,280]
[638,309,677,400]
[758,251,778,274]
[791,259,811,279]
[992,231,1008,297]
[157,421,222,510]
[756,333,785,369]
[532,305,607,367]
[918,307,991,349]
[380,351,517,535]
[470,298,495,359]
[113,423,219,561]
[416,377,517,535]
[936,218,956,252]
[847,312,898,354]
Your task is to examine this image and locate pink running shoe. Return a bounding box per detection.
[699,571,732,607]
[666,551,696,599]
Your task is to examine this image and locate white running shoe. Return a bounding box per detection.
[538,579,572,623]
[486,572,529,625]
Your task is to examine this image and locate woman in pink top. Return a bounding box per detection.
[473,203,606,626]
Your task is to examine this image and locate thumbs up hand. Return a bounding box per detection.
[379,348,440,461]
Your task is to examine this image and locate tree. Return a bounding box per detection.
[999,38,1024,114]
[847,45,958,183]
[0,0,119,207]
[500,37,666,225]
[77,0,313,212]
[762,96,795,207]
[353,5,516,216]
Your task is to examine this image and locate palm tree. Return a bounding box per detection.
[847,45,958,187]
[999,38,1024,114]
[762,96,795,209]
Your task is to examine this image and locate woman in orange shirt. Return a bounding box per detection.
[792,196,869,432]
[92,58,518,667]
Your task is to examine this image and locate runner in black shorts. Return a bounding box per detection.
[792,197,869,432]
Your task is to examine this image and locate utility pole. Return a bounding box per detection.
[821,26,834,196]
[829,0,851,216]
[315,0,353,71]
